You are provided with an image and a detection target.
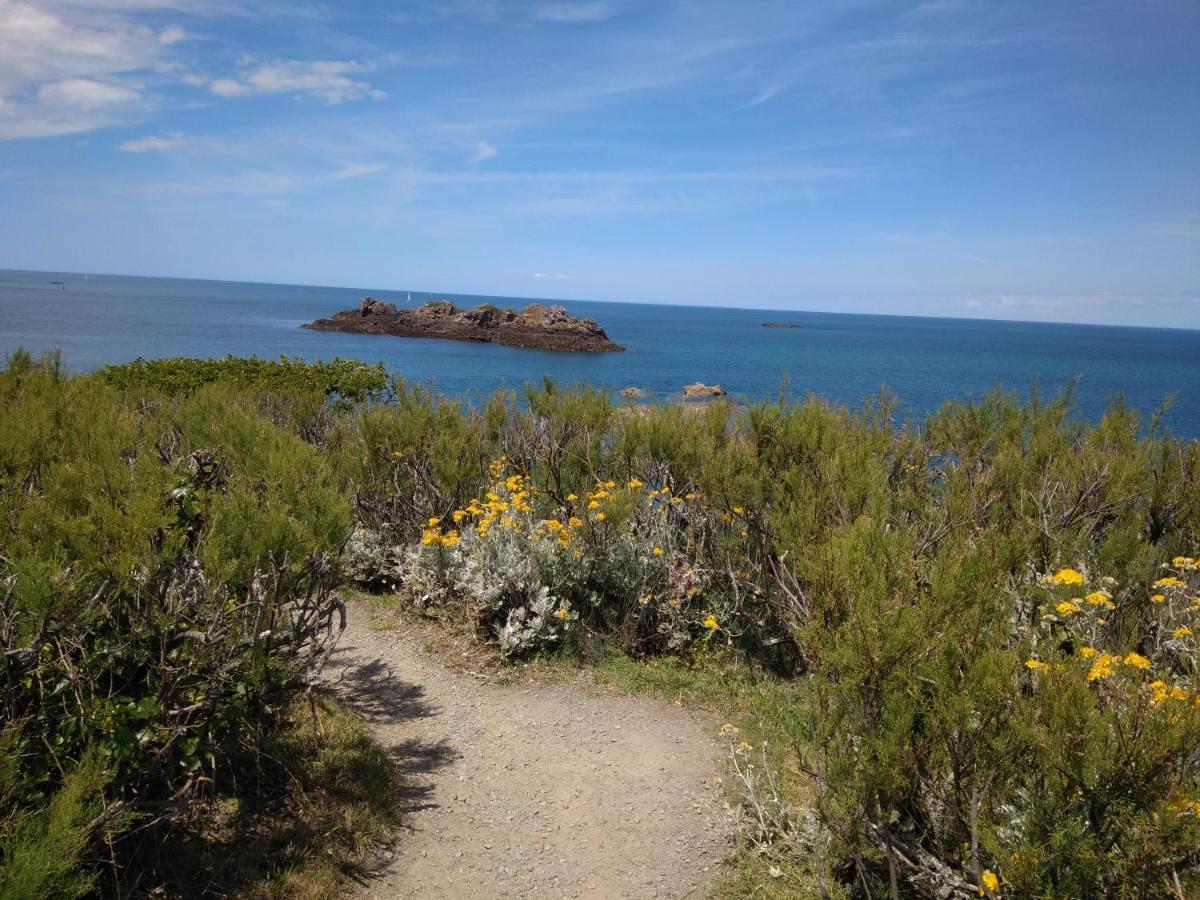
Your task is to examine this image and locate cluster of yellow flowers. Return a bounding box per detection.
[435,464,537,540]
[529,516,579,549]
[420,517,460,547]
[1027,559,1200,702]
[1050,567,1085,587]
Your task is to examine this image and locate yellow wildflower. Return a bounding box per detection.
[427,517,440,527]
[603,480,616,490]
[554,607,569,621]
[1149,680,1170,704]
[1084,591,1114,608]
[1052,568,1085,586]
[703,614,719,630]
[627,479,644,489]
[593,511,607,522]
[1173,626,1193,639]
[567,517,584,529]
[566,493,578,502]
[1079,646,1098,658]
[1055,601,1081,617]
[1154,577,1187,590]
[1171,556,1194,568]
[1025,659,1050,672]
[979,870,999,895]
[1087,653,1116,681]
[452,509,467,523]
[587,500,601,510]
[652,547,664,556]
[732,505,745,516]
[1124,651,1151,670]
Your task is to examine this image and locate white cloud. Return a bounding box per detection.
[209,59,384,105]
[157,24,186,44]
[534,2,611,23]
[209,77,248,97]
[0,2,175,93]
[533,271,570,280]
[119,130,185,151]
[0,1,183,138]
[470,140,497,162]
[38,77,139,109]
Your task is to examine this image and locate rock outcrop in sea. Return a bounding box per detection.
[304,297,624,353]
[682,382,727,399]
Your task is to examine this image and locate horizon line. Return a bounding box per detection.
[1,264,1196,334]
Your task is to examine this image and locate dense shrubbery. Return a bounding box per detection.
[5,352,1199,897]
[0,352,351,896]
[323,376,1200,896]
[97,354,389,405]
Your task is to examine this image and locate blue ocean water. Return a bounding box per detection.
[2,268,1198,437]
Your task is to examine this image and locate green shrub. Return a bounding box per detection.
[339,378,1200,894]
[0,354,352,893]
[0,747,109,900]
[7,351,1200,896]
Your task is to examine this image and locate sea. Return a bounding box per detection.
[2,268,1198,438]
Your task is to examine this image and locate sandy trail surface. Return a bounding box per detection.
[324,604,734,899]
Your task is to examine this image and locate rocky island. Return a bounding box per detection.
[304,297,624,352]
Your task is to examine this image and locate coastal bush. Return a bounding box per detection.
[97,354,390,405]
[339,377,1200,894]
[9,352,1200,896]
[0,354,354,894]
[399,456,767,656]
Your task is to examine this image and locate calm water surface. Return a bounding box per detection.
[2,268,1198,437]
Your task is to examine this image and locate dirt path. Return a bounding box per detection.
[324,604,735,900]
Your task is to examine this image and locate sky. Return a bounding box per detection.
[0,0,1198,327]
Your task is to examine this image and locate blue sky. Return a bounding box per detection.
[1,0,1197,326]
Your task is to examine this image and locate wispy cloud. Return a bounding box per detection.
[533,2,611,23]
[390,1,614,25]
[332,161,386,180]
[38,77,139,109]
[469,140,497,162]
[119,130,186,151]
[533,271,570,280]
[209,59,385,105]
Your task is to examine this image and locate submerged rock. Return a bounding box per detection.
[304,297,624,353]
